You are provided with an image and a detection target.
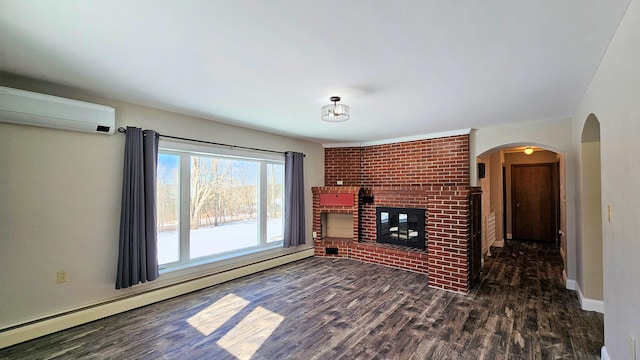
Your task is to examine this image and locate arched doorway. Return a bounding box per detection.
[578,114,603,310]
[476,144,564,257]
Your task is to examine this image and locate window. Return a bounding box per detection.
[157,153,181,264]
[156,143,285,269]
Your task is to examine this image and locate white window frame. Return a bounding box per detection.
[157,140,285,271]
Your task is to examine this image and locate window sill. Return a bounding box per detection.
[156,244,313,282]
[159,243,285,274]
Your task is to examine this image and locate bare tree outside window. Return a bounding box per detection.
[156,153,180,264]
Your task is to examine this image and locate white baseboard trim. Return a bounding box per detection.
[564,270,576,290]
[0,249,314,349]
[506,233,512,240]
[601,346,610,360]
[493,240,504,248]
[576,282,604,313]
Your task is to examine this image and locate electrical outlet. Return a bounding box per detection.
[312,231,317,238]
[57,271,68,283]
[337,180,343,185]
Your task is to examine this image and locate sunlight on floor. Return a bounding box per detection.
[217,306,285,360]
[186,293,285,359]
[187,294,250,336]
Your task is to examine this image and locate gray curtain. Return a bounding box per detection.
[284,151,305,247]
[116,127,160,289]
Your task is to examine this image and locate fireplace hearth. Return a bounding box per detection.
[376,207,426,250]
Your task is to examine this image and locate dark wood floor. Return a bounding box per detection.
[0,241,603,359]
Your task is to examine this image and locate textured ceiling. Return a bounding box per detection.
[0,0,631,143]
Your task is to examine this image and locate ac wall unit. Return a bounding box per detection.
[0,86,115,134]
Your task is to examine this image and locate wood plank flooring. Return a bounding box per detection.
[0,241,603,359]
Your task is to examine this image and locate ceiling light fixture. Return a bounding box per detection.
[524,147,534,155]
[321,96,350,122]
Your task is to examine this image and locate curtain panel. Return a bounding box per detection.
[116,127,160,289]
[284,151,305,247]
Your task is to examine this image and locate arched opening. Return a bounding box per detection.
[579,114,603,309]
[476,144,564,260]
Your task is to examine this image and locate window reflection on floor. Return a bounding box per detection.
[217,306,284,360]
[186,294,249,336]
[186,293,284,360]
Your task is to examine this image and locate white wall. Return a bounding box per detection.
[470,117,575,280]
[573,0,640,356]
[477,155,492,252]
[579,141,603,301]
[0,79,324,330]
[489,151,503,244]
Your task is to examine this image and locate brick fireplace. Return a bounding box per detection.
[313,134,474,293]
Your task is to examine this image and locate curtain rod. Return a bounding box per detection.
[117,127,304,157]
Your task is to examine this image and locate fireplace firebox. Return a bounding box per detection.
[376,207,426,250]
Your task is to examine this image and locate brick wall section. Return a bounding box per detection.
[361,137,469,185]
[325,135,470,187]
[349,243,429,273]
[427,186,471,292]
[313,238,351,257]
[314,239,430,275]
[324,147,361,186]
[319,134,472,294]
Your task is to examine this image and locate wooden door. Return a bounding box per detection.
[512,163,556,241]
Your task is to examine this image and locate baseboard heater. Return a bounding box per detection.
[0,248,314,349]
[484,212,496,254]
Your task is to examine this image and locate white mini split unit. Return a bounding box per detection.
[0,86,115,134]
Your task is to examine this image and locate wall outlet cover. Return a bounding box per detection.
[57,271,68,283]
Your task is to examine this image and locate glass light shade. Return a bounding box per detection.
[524,147,534,155]
[321,103,350,122]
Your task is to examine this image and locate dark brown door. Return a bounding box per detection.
[512,163,556,241]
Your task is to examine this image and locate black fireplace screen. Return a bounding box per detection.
[376,207,425,249]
